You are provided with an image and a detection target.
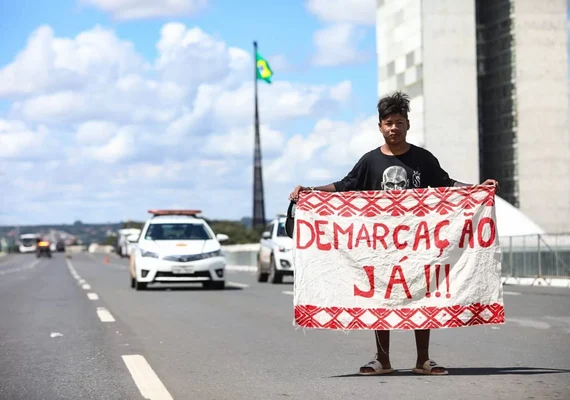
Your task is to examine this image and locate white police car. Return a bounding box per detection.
[257,214,294,284]
[129,210,229,291]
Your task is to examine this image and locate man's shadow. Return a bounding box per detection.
[329,367,570,378]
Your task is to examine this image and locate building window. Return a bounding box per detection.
[406,51,415,68]
[397,72,405,89]
[387,61,395,77]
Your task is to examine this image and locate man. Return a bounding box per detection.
[289,91,499,376]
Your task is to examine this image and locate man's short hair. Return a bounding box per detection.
[377,91,411,121]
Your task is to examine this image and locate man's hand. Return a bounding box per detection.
[289,185,307,202]
[480,179,500,192]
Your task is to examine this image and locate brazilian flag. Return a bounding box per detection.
[256,52,273,84]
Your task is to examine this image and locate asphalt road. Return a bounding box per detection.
[0,252,569,400]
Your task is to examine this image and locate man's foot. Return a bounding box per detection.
[358,354,393,376]
[412,360,448,375]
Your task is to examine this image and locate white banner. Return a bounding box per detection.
[292,186,505,330]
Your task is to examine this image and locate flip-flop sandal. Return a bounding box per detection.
[358,359,394,376]
[412,360,448,375]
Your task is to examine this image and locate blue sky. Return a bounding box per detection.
[0,0,382,225]
[4,1,566,227]
[0,0,378,118]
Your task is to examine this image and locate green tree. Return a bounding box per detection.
[207,219,262,245]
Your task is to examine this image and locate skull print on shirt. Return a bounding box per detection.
[381,165,409,191]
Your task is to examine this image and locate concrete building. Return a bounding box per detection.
[376,0,570,233]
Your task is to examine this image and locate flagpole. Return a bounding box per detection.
[252,41,266,229]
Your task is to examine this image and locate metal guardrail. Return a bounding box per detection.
[221,244,260,267]
[499,233,570,278]
[223,234,570,279]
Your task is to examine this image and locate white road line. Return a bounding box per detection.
[504,291,521,296]
[122,355,174,400]
[282,290,294,295]
[66,259,82,280]
[87,292,99,300]
[228,281,249,288]
[82,283,91,290]
[96,307,115,322]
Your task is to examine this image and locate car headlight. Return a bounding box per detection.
[198,250,222,259]
[141,249,159,258]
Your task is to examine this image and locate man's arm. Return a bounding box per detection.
[453,181,472,187]
[289,154,368,201]
[296,183,337,192]
[428,154,499,189]
[425,152,456,188]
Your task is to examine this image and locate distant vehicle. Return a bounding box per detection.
[125,233,139,257]
[19,233,39,254]
[56,240,65,252]
[36,239,52,258]
[129,209,229,291]
[117,228,141,257]
[257,214,293,284]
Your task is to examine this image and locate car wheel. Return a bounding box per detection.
[134,280,147,291]
[256,253,269,283]
[268,255,283,284]
[203,281,225,290]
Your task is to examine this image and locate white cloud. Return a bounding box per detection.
[75,120,118,145]
[79,0,208,21]
[0,120,52,160]
[305,0,376,25]
[307,0,375,67]
[264,115,380,185]
[0,22,360,224]
[204,125,285,157]
[78,129,136,164]
[312,23,369,67]
[0,25,144,98]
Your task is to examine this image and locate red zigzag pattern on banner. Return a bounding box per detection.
[296,186,496,217]
[294,303,505,330]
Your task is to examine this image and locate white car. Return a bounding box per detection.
[257,215,293,284]
[117,228,141,257]
[129,210,229,291]
[125,233,140,257]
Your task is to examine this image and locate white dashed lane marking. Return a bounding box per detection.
[96,307,115,322]
[228,281,249,288]
[122,355,174,400]
[87,292,99,300]
[282,291,294,296]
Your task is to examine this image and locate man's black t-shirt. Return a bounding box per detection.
[333,144,456,192]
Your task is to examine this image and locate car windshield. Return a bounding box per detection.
[144,223,212,241]
[21,238,35,246]
[276,221,288,237]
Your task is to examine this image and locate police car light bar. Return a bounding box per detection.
[148,209,202,216]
